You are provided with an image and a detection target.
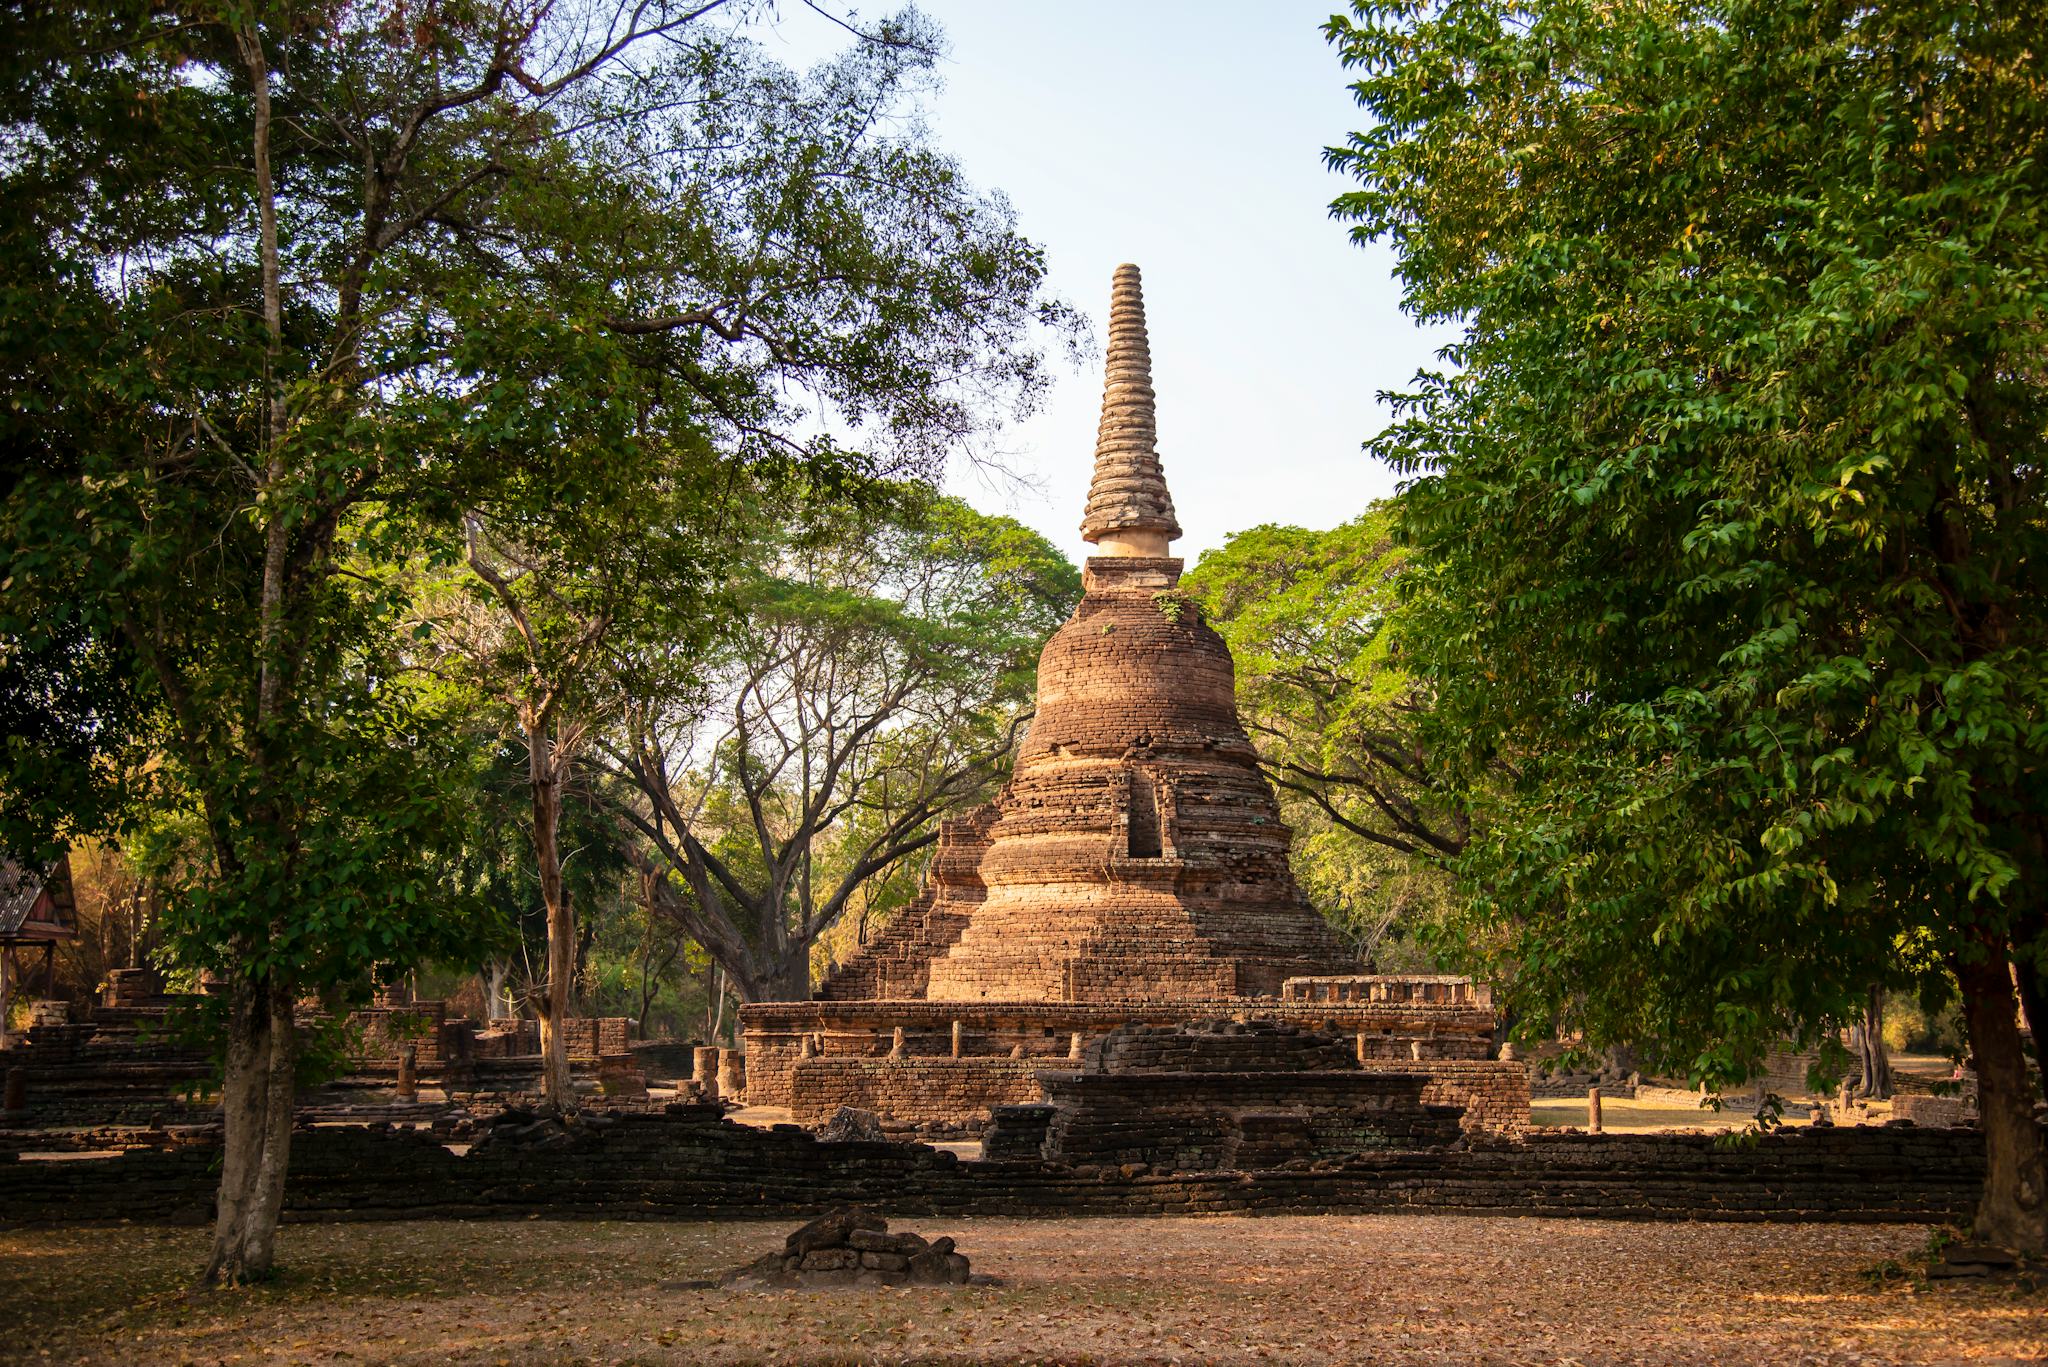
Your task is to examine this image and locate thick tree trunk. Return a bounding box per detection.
[200,19,303,1292]
[768,949,810,1005]
[241,983,296,1270]
[1852,984,1892,1101]
[538,895,575,1108]
[528,720,574,1112]
[1954,943,2047,1254]
[204,977,297,1285]
[2015,954,2048,1108]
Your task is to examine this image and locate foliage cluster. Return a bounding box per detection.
[0,0,1076,1280]
[604,489,1078,1001]
[1328,0,2047,1245]
[1186,511,1459,965]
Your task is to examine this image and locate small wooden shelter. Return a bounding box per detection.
[0,856,77,1045]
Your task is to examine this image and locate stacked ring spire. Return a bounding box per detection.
[1080,264,1182,547]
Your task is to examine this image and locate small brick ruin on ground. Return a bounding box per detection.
[744,264,1530,1141]
[721,1208,972,1289]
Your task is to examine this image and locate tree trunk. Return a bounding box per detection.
[708,962,727,1045]
[1852,983,1892,1101]
[574,905,598,1005]
[528,719,574,1112]
[768,948,810,1005]
[202,19,303,1291]
[714,945,803,1009]
[1954,942,2047,1254]
[637,922,656,1033]
[484,959,511,1021]
[204,976,298,1285]
[2013,925,2048,1107]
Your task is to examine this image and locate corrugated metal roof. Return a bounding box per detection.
[0,857,76,940]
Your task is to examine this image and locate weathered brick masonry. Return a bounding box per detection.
[788,1059,1047,1129]
[816,808,998,1003]
[1358,1060,1532,1139]
[0,1108,2001,1227]
[743,997,1499,1110]
[1033,1072,1465,1169]
[982,1022,1511,1169]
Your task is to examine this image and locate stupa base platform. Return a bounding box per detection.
[739,978,1528,1138]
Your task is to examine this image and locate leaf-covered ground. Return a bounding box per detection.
[3,1215,2040,1365]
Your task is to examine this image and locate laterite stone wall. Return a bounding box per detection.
[788,1059,1047,1129]
[741,999,1497,1110]
[1356,1060,1531,1139]
[0,1109,2007,1229]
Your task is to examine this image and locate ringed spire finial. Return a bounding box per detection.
[1080,263,1181,555]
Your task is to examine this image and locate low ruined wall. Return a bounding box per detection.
[0,1024,215,1127]
[629,1039,700,1083]
[1358,1060,1530,1139]
[785,1055,1525,1142]
[0,1110,2004,1230]
[1529,1068,1640,1101]
[1037,1070,1464,1170]
[1894,1094,1972,1126]
[345,1004,453,1069]
[1280,975,1490,1007]
[560,1018,632,1061]
[789,1059,1047,1130]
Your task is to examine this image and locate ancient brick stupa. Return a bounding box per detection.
[920,264,1351,1002]
[740,266,1512,1135]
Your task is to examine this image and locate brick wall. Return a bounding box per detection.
[1529,1067,1640,1100]
[778,1048,1527,1144]
[1281,976,1491,1007]
[1033,1069,1464,1170]
[0,1110,2007,1228]
[1356,1060,1530,1139]
[0,1022,215,1126]
[1759,1049,1827,1098]
[560,1018,632,1060]
[789,1058,1046,1130]
[345,1003,451,1069]
[742,999,1496,1109]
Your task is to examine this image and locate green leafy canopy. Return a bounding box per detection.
[1327,0,2048,1082]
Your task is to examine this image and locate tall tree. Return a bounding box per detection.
[1184,510,1463,963]
[1186,509,1467,857]
[411,3,1076,1103]
[422,463,727,1110]
[604,492,1078,1001]
[0,1,1067,1280]
[1329,0,2047,1247]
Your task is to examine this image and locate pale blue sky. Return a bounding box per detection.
[761,3,1456,564]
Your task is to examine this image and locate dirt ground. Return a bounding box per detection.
[1525,1095,1809,1132]
[3,1215,2040,1366]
